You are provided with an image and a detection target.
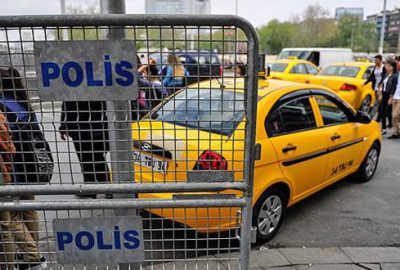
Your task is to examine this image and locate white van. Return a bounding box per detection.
[278,48,353,68]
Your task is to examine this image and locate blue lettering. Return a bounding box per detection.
[75,231,95,251]
[41,62,60,87]
[104,55,113,86]
[114,226,121,249]
[85,62,103,86]
[115,61,133,86]
[96,231,113,250]
[123,230,140,250]
[56,231,73,251]
[62,61,83,87]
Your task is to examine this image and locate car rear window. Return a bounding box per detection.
[151,89,244,136]
[319,66,360,78]
[270,63,288,72]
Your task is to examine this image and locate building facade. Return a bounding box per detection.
[335,7,364,21]
[367,9,400,52]
[145,0,211,15]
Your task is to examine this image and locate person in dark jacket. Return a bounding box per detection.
[364,55,386,91]
[0,67,47,270]
[364,55,386,117]
[59,101,110,198]
[378,60,398,134]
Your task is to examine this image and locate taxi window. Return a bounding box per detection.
[151,89,244,136]
[290,64,307,74]
[319,66,360,78]
[270,63,288,72]
[314,96,350,125]
[305,64,319,75]
[266,97,316,137]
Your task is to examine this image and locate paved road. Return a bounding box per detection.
[264,138,400,249]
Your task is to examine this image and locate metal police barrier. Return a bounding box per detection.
[0,14,259,270]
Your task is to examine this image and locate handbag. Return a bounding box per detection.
[0,97,53,183]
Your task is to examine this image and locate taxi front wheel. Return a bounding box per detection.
[353,142,380,183]
[252,188,287,243]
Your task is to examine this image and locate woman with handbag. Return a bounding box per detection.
[378,60,398,135]
[0,67,48,270]
[0,109,16,270]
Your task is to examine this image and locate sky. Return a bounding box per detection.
[0,0,398,27]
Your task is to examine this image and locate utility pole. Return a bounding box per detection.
[379,0,387,54]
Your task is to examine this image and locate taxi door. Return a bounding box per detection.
[266,94,329,201]
[311,93,364,184]
[287,64,309,83]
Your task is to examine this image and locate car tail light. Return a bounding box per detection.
[271,76,282,80]
[340,83,357,91]
[194,150,227,170]
[219,66,223,76]
[305,80,310,84]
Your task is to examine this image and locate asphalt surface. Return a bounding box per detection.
[264,137,400,249]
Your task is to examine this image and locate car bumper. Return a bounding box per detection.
[138,192,240,233]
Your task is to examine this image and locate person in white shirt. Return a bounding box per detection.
[389,71,400,139]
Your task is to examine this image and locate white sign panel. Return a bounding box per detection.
[53,216,144,264]
[34,40,138,101]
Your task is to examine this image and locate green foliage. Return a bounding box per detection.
[257,4,379,54]
[258,20,296,54]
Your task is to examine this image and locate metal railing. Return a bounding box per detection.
[0,14,259,270]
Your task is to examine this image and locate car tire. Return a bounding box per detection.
[360,95,372,113]
[353,141,380,183]
[252,187,287,244]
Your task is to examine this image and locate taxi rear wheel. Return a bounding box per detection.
[252,188,287,243]
[360,95,372,113]
[353,142,380,183]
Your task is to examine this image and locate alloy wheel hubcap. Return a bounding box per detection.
[258,195,282,236]
[361,97,371,112]
[365,148,378,178]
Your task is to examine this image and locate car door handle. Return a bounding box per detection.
[282,144,297,153]
[331,134,341,141]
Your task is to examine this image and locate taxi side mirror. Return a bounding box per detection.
[354,110,371,124]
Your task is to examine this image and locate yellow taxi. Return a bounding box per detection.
[132,77,381,242]
[308,62,375,112]
[268,59,319,83]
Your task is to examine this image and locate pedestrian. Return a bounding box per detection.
[234,62,247,77]
[59,101,110,198]
[395,55,400,72]
[0,109,16,270]
[378,60,397,135]
[161,53,189,91]
[364,54,386,117]
[0,67,47,270]
[388,65,400,139]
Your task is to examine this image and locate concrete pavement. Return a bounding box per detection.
[152,247,400,269]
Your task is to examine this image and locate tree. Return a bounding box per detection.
[295,4,337,47]
[336,15,378,52]
[258,20,296,54]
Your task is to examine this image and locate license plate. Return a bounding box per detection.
[133,151,168,174]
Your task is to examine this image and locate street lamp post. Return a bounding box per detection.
[379,0,387,54]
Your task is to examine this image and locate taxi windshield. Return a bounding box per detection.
[319,66,360,78]
[270,63,288,72]
[150,89,245,136]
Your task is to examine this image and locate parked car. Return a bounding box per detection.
[268,59,319,83]
[132,76,382,243]
[149,51,222,85]
[278,48,353,67]
[308,62,375,112]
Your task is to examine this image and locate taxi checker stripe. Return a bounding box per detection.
[282,137,366,167]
